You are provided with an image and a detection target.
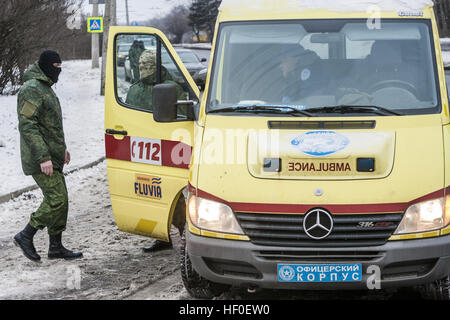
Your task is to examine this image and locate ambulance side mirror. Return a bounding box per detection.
[153,83,195,122]
[153,84,178,122]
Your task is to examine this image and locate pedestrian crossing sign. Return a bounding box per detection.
[87,17,103,33]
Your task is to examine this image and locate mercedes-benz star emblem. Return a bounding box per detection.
[303,209,333,240]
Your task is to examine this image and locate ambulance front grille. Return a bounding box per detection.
[235,212,403,247]
[254,250,385,262]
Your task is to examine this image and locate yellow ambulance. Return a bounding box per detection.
[105,0,450,299]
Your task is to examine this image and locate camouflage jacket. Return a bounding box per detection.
[17,62,66,176]
[128,46,145,69]
[125,79,186,112]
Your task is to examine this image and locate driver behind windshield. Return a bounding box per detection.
[279,45,326,103]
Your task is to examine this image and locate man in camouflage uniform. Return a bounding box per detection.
[128,40,145,83]
[13,50,82,262]
[126,49,186,111]
[125,49,186,252]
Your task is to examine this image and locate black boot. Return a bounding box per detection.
[142,239,173,253]
[14,223,41,262]
[48,233,83,260]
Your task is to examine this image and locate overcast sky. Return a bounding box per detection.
[81,0,192,24]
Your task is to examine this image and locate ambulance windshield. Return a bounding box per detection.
[207,20,440,116]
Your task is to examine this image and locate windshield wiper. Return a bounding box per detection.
[208,105,313,117]
[306,105,401,116]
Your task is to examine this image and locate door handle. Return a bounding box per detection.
[106,129,128,136]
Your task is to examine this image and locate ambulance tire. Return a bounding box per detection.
[420,275,450,300]
[180,229,229,299]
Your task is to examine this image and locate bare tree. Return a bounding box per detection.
[144,6,190,44]
[0,0,82,95]
[188,0,221,42]
[163,5,191,43]
[434,0,450,37]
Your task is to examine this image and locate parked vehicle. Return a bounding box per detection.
[105,0,450,300]
[197,68,208,91]
[117,43,132,67]
[174,49,208,89]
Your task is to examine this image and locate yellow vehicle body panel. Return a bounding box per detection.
[105,26,197,241]
[188,2,450,241]
[195,114,444,206]
[105,3,449,246]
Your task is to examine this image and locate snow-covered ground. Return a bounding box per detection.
[0,161,188,300]
[0,60,105,195]
[443,51,450,68]
[439,38,449,68]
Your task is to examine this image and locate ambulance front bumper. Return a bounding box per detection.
[187,232,450,290]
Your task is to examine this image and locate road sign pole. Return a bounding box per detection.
[125,0,130,26]
[91,0,99,69]
[100,0,114,96]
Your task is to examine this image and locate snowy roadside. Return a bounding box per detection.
[443,51,450,68]
[0,60,105,196]
[0,161,186,300]
[441,38,450,68]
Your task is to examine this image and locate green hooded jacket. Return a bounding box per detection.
[125,66,187,112]
[17,62,66,176]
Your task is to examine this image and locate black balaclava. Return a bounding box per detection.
[38,50,62,84]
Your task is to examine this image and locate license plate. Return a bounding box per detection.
[277,264,362,283]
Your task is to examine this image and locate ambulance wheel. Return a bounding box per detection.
[179,229,229,299]
[420,275,450,300]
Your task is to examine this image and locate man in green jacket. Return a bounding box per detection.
[13,50,82,262]
[125,49,186,111]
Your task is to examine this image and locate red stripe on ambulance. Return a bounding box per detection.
[105,134,191,169]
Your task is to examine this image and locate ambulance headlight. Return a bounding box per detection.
[188,194,244,235]
[394,197,450,234]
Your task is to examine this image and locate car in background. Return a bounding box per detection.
[124,47,209,88]
[197,68,208,91]
[173,48,208,89]
[117,43,132,66]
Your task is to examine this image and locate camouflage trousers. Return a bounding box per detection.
[29,171,68,236]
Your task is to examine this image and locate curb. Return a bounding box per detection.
[0,156,106,205]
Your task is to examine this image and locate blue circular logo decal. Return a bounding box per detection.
[278,265,295,281]
[291,131,350,157]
